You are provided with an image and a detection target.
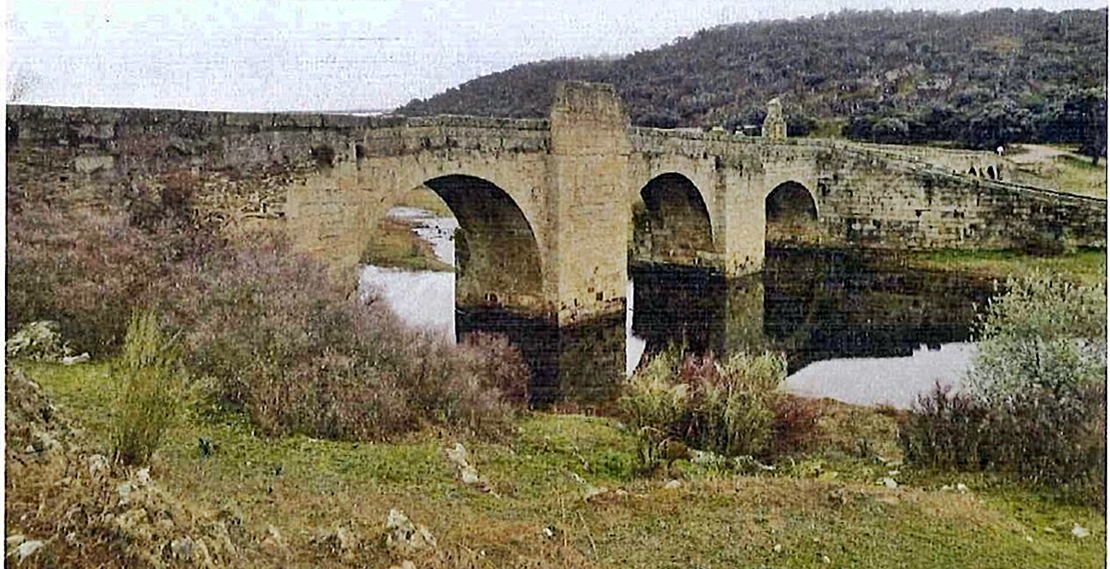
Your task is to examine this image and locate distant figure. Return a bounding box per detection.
[996,145,1004,156]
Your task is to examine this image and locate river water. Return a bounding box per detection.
[360,207,993,409]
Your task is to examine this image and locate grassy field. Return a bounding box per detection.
[908,248,1107,287]
[1007,144,1107,200]
[11,361,1105,568]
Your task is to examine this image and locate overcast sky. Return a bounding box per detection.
[6,0,1107,111]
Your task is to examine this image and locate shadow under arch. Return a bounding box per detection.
[419,174,559,403]
[629,172,725,362]
[765,181,820,248]
[633,172,715,267]
[422,174,544,312]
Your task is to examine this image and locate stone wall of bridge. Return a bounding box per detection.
[8,85,1107,404]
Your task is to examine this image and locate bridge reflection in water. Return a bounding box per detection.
[364,220,997,408]
[631,249,994,375]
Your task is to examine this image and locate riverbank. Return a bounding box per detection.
[906,248,1107,287]
[9,360,1105,568]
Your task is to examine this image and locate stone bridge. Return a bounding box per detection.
[7,82,1106,402]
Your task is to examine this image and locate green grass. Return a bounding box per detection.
[360,216,455,272]
[1053,154,1108,199]
[909,249,1107,287]
[360,187,457,271]
[15,361,1108,568]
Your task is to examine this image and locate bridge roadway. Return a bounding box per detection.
[8,82,1105,403]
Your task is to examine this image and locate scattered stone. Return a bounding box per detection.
[87,454,110,481]
[773,543,783,553]
[260,524,291,559]
[664,479,682,490]
[8,539,44,563]
[444,443,492,492]
[1071,523,1090,539]
[879,477,898,489]
[956,483,968,493]
[822,554,832,564]
[117,481,137,506]
[135,467,152,487]
[583,485,608,501]
[61,353,90,365]
[171,535,194,562]
[385,509,436,555]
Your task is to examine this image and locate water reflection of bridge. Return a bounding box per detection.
[631,249,997,375]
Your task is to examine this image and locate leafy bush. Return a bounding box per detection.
[170,233,527,441]
[111,311,181,466]
[619,347,789,473]
[967,274,1106,402]
[900,273,1107,506]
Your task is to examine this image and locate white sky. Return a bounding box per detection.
[6,0,1108,111]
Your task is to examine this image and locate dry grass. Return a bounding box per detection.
[12,361,1106,569]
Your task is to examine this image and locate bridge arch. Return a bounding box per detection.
[416,174,545,312]
[765,181,820,247]
[634,172,715,266]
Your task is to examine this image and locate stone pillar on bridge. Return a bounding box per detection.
[762,98,787,141]
[545,81,631,403]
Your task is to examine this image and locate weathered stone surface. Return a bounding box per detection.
[6,82,1105,403]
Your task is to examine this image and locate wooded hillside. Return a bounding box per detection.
[397,9,1107,155]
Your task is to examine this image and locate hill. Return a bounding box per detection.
[397,9,1107,156]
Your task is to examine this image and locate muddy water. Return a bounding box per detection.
[360,207,998,408]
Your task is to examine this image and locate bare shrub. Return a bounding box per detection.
[172,233,525,441]
[899,383,988,470]
[6,199,162,355]
[770,394,824,456]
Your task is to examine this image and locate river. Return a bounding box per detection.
[360,207,990,409]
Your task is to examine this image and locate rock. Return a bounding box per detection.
[773,543,783,553]
[389,561,417,569]
[87,454,110,481]
[260,524,291,559]
[385,509,436,555]
[880,477,898,489]
[135,467,152,487]
[61,353,90,365]
[1072,524,1090,539]
[6,535,26,551]
[583,485,608,501]
[117,481,137,506]
[9,539,44,562]
[171,535,194,561]
[444,443,492,493]
[664,479,682,490]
